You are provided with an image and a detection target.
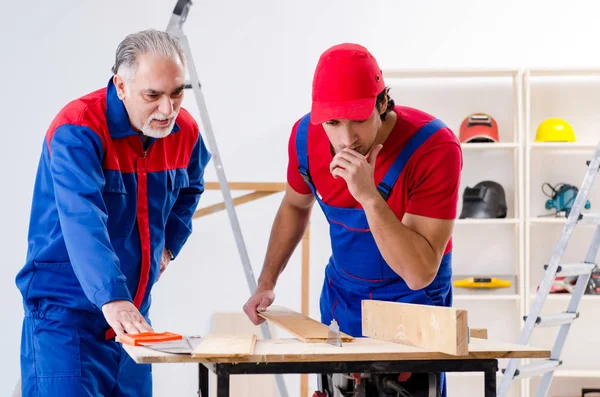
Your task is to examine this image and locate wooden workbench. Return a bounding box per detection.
[123,337,549,396]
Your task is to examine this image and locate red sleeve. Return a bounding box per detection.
[405,141,463,219]
[286,119,312,195]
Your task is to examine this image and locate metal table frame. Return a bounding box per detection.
[196,358,499,397]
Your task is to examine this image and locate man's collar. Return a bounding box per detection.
[105,77,181,139]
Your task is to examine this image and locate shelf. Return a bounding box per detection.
[529,294,600,302]
[529,217,567,224]
[527,67,600,77]
[454,294,520,301]
[529,142,598,150]
[456,218,520,225]
[461,143,519,151]
[383,68,519,79]
[554,369,600,378]
[528,217,599,226]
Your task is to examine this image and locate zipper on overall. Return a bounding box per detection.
[104,137,151,340]
[132,137,151,311]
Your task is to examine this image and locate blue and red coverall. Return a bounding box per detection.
[15,78,211,396]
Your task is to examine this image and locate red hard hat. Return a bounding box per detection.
[459,113,499,143]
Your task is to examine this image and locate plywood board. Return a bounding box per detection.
[123,336,550,364]
[362,300,469,356]
[210,313,278,397]
[191,333,256,359]
[258,305,354,343]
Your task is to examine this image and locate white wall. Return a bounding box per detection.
[3,0,600,395]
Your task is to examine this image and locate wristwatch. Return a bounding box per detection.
[166,247,174,260]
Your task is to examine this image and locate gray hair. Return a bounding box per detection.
[111,29,186,80]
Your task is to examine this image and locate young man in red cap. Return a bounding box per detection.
[243,43,462,396]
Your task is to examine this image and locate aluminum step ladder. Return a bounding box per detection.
[165,2,289,396]
[498,140,600,397]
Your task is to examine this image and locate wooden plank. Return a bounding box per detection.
[300,226,310,397]
[193,191,275,219]
[362,300,469,356]
[301,228,310,319]
[470,328,488,339]
[191,333,256,359]
[205,182,286,192]
[211,313,277,397]
[258,305,354,343]
[122,336,551,365]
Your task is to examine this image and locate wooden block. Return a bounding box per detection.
[259,305,354,343]
[212,312,278,337]
[191,333,256,359]
[470,328,488,339]
[362,300,469,356]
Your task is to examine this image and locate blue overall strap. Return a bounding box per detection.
[377,118,447,200]
[295,113,318,195]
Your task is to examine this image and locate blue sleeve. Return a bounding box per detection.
[165,133,211,258]
[49,125,133,308]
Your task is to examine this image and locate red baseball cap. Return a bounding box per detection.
[310,43,386,125]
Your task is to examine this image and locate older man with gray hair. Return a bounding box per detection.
[15,29,211,396]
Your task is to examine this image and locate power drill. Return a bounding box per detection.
[543,183,591,217]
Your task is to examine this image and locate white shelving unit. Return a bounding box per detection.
[383,68,525,397]
[523,68,600,397]
[381,67,600,397]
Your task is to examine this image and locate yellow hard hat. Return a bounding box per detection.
[535,118,576,142]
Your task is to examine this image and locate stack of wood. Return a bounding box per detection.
[192,300,487,358]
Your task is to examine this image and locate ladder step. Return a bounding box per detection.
[524,312,579,327]
[511,360,561,379]
[545,263,596,277]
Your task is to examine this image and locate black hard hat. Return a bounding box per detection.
[459,181,507,219]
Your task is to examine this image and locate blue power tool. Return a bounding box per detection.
[543,183,591,216]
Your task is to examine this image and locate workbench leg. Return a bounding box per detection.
[484,367,497,397]
[197,364,209,397]
[216,371,230,397]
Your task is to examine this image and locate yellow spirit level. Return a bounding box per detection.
[453,277,511,289]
